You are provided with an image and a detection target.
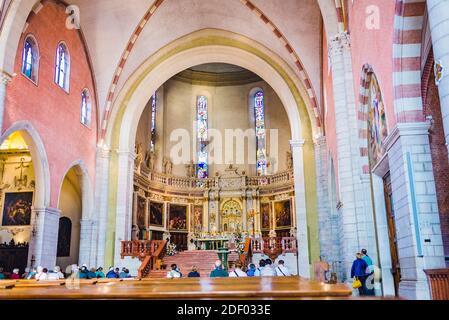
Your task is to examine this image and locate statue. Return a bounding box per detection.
[135,143,144,170]
[286,151,293,170]
[185,160,196,178]
[163,157,173,175]
[145,151,156,172]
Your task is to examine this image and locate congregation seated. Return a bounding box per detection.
[187,266,200,278]
[35,267,49,281]
[78,265,89,279]
[167,264,182,278]
[106,267,119,278]
[0,267,5,280]
[47,266,65,280]
[258,259,276,277]
[10,268,20,280]
[275,260,291,277]
[210,260,228,278]
[119,267,132,279]
[229,262,247,278]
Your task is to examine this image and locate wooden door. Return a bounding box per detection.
[383,172,401,296]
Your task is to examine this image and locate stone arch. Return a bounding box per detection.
[0,120,51,208]
[103,29,320,270]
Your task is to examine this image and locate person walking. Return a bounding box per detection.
[351,253,368,296]
[361,249,375,296]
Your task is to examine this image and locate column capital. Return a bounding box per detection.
[0,70,13,85]
[328,32,351,57]
[290,139,305,148]
[313,135,326,146]
[384,121,431,152]
[96,145,111,158]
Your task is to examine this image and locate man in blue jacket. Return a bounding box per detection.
[351,253,368,296]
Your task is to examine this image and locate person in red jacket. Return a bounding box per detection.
[10,268,20,280]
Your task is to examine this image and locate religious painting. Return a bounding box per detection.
[274,200,292,229]
[260,203,271,230]
[191,206,203,233]
[367,75,388,169]
[135,195,146,228]
[149,201,164,227]
[1,192,33,226]
[169,204,188,231]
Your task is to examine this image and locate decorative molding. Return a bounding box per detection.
[384,121,431,152]
[172,69,262,87]
[290,139,305,148]
[328,32,351,60]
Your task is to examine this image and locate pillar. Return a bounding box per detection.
[28,207,61,269]
[79,219,95,267]
[113,150,135,265]
[93,146,110,268]
[0,71,12,132]
[427,0,449,156]
[290,139,310,278]
[384,122,446,299]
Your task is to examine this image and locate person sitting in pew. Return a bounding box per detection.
[88,268,97,279]
[10,268,20,280]
[106,267,119,278]
[96,267,105,278]
[0,267,5,280]
[78,266,89,279]
[48,266,65,280]
[119,267,131,279]
[275,260,291,277]
[187,266,200,278]
[26,268,36,280]
[229,262,247,278]
[35,266,48,281]
[167,264,182,278]
[210,260,228,278]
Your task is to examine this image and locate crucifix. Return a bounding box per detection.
[14,157,30,189]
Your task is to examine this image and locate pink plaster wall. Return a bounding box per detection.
[3,1,97,208]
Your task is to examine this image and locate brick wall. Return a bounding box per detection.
[3,1,97,207]
[424,66,449,260]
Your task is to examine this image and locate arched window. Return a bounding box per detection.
[55,43,70,90]
[21,36,39,82]
[196,95,208,179]
[80,89,91,126]
[254,91,267,176]
[150,92,157,153]
[57,217,72,257]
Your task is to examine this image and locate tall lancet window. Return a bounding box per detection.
[196,95,209,179]
[80,89,91,126]
[55,43,70,90]
[150,92,157,153]
[21,36,38,82]
[254,91,267,176]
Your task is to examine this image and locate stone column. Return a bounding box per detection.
[0,71,12,132]
[79,219,94,266]
[28,207,61,269]
[290,139,310,278]
[427,0,449,156]
[328,32,377,281]
[93,146,110,268]
[113,150,135,265]
[384,122,446,299]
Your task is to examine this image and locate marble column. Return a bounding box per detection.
[290,139,310,278]
[427,0,449,156]
[28,207,61,269]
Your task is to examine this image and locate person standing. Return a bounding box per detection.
[351,253,368,296]
[361,249,375,296]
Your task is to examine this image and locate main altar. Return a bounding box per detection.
[132,162,296,251]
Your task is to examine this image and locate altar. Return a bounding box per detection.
[194,237,229,250]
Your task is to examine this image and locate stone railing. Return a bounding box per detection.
[137,168,293,191]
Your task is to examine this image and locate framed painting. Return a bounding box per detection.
[1,192,33,226]
[274,199,292,229]
[260,202,271,230]
[135,195,146,228]
[169,204,188,231]
[149,201,164,227]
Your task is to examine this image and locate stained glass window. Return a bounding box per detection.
[22,37,37,81]
[196,95,208,179]
[150,92,157,153]
[254,91,267,176]
[80,90,91,126]
[55,43,69,90]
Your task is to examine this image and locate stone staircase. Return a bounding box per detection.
[147,250,241,278]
